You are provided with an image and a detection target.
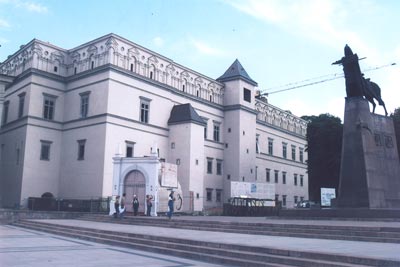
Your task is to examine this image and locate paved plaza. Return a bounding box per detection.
[0,224,224,267]
[2,216,400,266]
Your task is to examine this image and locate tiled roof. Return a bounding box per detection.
[217,59,257,86]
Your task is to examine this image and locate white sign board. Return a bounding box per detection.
[321,188,336,206]
[159,162,178,188]
[231,182,275,200]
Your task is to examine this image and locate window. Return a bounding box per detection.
[282,143,287,159]
[243,88,251,102]
[126,141,135,157]
[282,195,287,207]
[176,159,180,165]
[206,188,213,201]
[79,91,90,118]
[171,142,175,149]
[77,139,86,160]
[40,140,52,161]
[74,67,77,74]
[299,148,304,163]
[216,160,222,175]
[268,138,273,155]
[300,196,304,202]
[275,194,279,202]
[256,134,260,154]
[274,170,279,183]
[43,94,57,120]
[216,189,222,202]
[294,196,298,205]
[213,122,220,142]
[91,61,94,69]
[54,66,58,72]
[300,175,304,187]
[2,101,9,125]
[294,174,298,186]
[282,172,286,184]
[291,145,296,161]
[201,117,208,139]
[227,174,231,180]
[266,169,270,182]
[18,93,26,118]
[207,158,213,174]
[140,97,151,123]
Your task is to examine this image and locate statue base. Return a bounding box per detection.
[338,97,400,208]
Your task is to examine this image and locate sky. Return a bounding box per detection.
[0,0,399,121]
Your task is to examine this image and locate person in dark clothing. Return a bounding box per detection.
[167,192,175,220]
[132,195,139,216]
[146,195,153,216]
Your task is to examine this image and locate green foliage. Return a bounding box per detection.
[301,114,343,202]
[390,107,400,159]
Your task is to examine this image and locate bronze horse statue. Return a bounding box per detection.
[362,77,388,116]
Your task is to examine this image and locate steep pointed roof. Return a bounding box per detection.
[217,59,258,86]
[167,103,206,126]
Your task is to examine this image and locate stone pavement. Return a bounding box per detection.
[2,216,400,266]
[0,224,224,267]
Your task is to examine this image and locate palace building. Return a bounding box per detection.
[0,33,308,213]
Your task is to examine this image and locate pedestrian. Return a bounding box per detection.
[114,195,120,218]
[132,194,139,216]
[167,191,175,220]
[146,195,153,216]
[109,196,116,217]
[119,193,126,219]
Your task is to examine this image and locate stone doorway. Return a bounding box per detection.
[124,170,146,213]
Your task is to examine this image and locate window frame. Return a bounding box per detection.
[139,97,151,123]
[77,139,86,160]
[213,121,220,142]
[43,93,57,121]
[40,140,52,161]
[18,92,26,119]
[207,158,213,174]
[79,91,90,118]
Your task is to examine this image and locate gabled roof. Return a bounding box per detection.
[167,103,206,126]
[217,59,258,86]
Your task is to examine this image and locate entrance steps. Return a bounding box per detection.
[78,214,400,243]
[12,219,400,267]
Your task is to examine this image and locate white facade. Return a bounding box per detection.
[0,33,308,211]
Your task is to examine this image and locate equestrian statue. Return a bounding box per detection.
[332,44,388,116]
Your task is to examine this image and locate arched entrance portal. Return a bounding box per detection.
[124,170,146,213]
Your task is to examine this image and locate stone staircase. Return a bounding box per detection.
[12,218,400,267]
[78,214,400,243]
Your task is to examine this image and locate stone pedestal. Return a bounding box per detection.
[338,97,400,208]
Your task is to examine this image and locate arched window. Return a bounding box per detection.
[149,64,156,80]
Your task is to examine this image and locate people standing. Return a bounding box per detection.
[114,195,120,219]
[119,193,126,219]
[132,195,139,216]
[146,195,153,216]
[167,191,175,220]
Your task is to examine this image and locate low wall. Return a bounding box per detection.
[278,208,400,220]
[0,209,86,224]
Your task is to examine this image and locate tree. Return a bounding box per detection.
[301,114,343,202]
[391,107,400,159]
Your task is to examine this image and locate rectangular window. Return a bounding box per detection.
[80,92,90,118]
[201,117,208,139]
[282,195,287,207]
[2,101,9,125]
[140,97,151,123]
[291,145,296,161]
[243,88,251,102]
[294,173,298,186]
[294,196,298,205]
[274,170,279,183]
[77,139,86,160]
[125,141,135,158]
[300,175,304,187]
[256,134,260,154]
[299,148,304,163]
[282,143,287,159]
[266,168,270,182]
[207,158,213,174]
[300,196,304,202]
[43,94,57,120]
[40,140,52,161]
[213,122,220,142]
[282,171,286,184]
[216,160,222,175]
[216,189,222,202]
[268,138,273,155]
[275,194,279,202]
[206,188,213,201]
[18,93,26,118]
